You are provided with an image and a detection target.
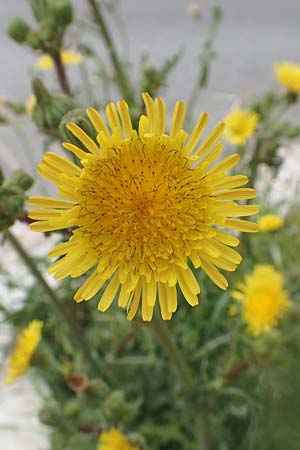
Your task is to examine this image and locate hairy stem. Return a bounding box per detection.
[151,315,191,390]
[87,0,135,105]
[5,229,97,372]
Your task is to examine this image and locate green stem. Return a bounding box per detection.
[151,314,191,390]
[196,411,211,450]
[87,0,135,105]
[151,315,212,449]
[5,229,97,372]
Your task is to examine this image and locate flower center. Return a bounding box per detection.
[76,137,212,271]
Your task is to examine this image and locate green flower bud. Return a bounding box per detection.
[32,78,75,134]
[0,184,26,231]
[10,169,34,191]
[39,403,62,426]
[30,0,49,23]
[89,378,110,399]
[7,18,31,44]
[63,399,81,418]
[39,19,59,43]
[26,30,44,50]
[103,390,133,424]
[59,108,97,148]
[51,0,73,27]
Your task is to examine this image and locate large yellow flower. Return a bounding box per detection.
[274,62,300,94]
[258,214,283,232]
[5,320,43,385]
[29,94,259,321]
[98,428,139,450]
[35,50,83,70]
[224,108,259,145]
[232,265,291,336]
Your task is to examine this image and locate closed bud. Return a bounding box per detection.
[104,390,133,423]
[39,19,58,43]
[7,18,31,44]
[0,184,26,231]
[26,30,43,50]
[32,78,75,134]
[89,378,110,399]
[39,403,62,426]
[51,0,73,27]
[10,169,34,191]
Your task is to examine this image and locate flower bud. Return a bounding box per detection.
[103,390,133,424]
[50,0,73,27]
[32,78,75,134]
[7,18,31,44]
[10,169,34,191]
[0,184,26,231]
[26,30,44,50]
[39,19,58,43]
[39,403,62,426]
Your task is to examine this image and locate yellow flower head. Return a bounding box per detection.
[232,265,291,336]
[35,50,83,70]
[98,428,139,450]
[224,108,259,145]
[26,95,36,115]
[258,214,283,232]
[5,320,43,385]
[274,62,300,94]
[29,94,259,321]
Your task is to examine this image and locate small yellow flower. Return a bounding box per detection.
[29,94,259,321]
[35,50,83,70]
[232,265,291,336]
[26,95,36,115]
[274,62,300,94]
[98,428,139,450]
[5,320,43,385]
[224,108,258,145]
[258,214,283,232]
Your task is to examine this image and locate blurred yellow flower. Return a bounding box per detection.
[274,62,300,94]
[26,95,36,115]
[224,108,259,145]
[5,320,43,385]
[232,265,291,336]
[258,214,283,232]
[29,94,259,321]
[98,428,139,450]
[35,50,83,70]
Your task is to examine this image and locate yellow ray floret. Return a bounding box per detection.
[29,93,259,321]
[231,265,291,336]
[5,320,43,385]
